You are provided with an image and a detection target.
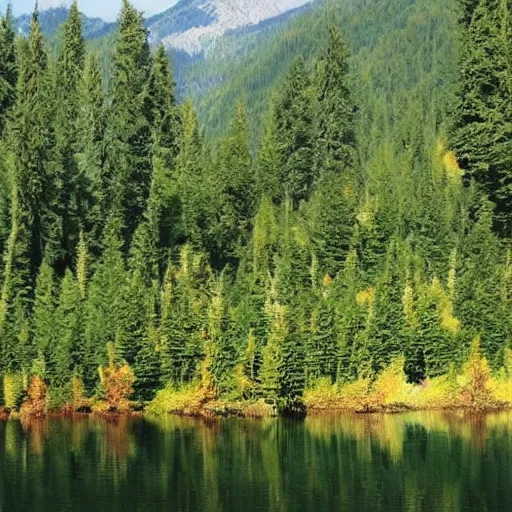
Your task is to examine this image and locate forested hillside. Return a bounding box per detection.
[0,0,511,415]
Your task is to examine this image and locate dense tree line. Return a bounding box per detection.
[0,0,511,412]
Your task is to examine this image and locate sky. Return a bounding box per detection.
[2,0,179,21]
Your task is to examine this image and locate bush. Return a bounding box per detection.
[3,374,25,411]
[93,362,135,414]
[20,376,48,418]
[146,383,210,416]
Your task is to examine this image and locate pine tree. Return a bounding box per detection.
[213,101,255,264]
[273,58,315,207]
[76,53,106,258]
[451,0,512,235]
[52,1,86,271]
[31,261,56,374]
[0,3,17,135]
[52,269,82,387]
[314,24,356,174]
[104,0,152,246]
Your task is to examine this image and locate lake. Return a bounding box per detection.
[1,412,512,511]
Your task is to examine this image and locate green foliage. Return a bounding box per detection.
[451,0,512,235]
[1,0,511,415]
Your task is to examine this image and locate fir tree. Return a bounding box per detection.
[0,3,17,135]
[52,1,86,271]
[451,0,512,235]
[77,53,106,258]
[273,58,315,207]
[104,0,152,246]
[52,269,82,387]
[314,24,356,174]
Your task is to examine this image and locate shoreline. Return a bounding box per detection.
[2,400,512,422]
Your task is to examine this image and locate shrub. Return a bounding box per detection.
[3,374,25,410]
[20,376,48,418]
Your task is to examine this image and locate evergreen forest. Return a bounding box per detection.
[0,0,511,415]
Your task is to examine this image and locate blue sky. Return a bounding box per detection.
[2,1,178,21]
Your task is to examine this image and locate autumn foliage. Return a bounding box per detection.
[20,376,48,418]
[94,362,136,414]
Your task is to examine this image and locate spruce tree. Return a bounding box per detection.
[213,101,255,264]
[83,218,126,392]
[104,0,152,246]
[52,269,82,388]
[32,261,56,374]
[451,0,512,235]
[314,24,356,174]
[0,3,17,135]
[50,2,86,271]
[76,53,105,258]
[273,58,315,207]
[0,10,50,374]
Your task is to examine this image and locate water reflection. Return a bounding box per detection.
[0,412,512,511]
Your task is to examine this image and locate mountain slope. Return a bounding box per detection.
[147,0,314,55]
[15,7,114,40]
[188,0,459,138]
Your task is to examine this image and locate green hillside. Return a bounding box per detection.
[188,0,457,140]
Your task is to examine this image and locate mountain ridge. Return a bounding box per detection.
[13,0,314,56]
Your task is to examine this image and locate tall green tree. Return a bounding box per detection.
[314,24,356,174]
[451,0,512,235]
[0,3,17,135]
[273,58,315,207]
[77,53,106,258]
[52,1,86,271]
[104,0,152,245]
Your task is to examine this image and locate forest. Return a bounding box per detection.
[0,0,511,417]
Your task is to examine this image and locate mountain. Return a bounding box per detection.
[15,7,115,40]
[146,0,314,55]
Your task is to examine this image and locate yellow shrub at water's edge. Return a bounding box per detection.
[147,383,212,416]
[3,373,25,410]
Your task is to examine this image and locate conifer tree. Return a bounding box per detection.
[208,278,236,395]
[0,3,17,135]
[77,53,106,257]
[273,58,315,207]
[83,218,126,391]
[451,0,512,235]
[256,108,280,203]
[175,100,209,249]
[147,44,179,161]
[0,10,51,374]
[52,269,82,387]
[104,0,152,245]
[52,1,86,271]
[314,24,356,174]
[213,102,255,264]
[308,288,337,384]
[133,282,162,401]
[308,172,357,277]
[32,261,56,373]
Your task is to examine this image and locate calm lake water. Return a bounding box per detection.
[1,412,512,511]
